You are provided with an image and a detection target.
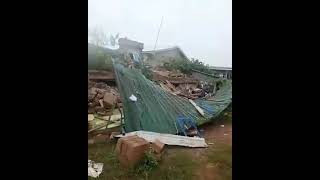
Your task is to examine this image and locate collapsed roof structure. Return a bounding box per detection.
[112,58,232,134]
[88,40,232,135]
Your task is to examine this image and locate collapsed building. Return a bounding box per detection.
[88,38,232,135]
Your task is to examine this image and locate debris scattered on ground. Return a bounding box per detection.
[116,135,150,167]
[115,131,208,148]
[150,69,220,100]
[88,81,120,115]
[88,113,122,133]
[88,160,104,178]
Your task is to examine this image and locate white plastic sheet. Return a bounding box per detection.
[129,94,137,102]
[88,160,103,178]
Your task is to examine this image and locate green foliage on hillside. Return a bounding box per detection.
[163,58,212,75]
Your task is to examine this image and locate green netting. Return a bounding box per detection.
[113,61,232,134]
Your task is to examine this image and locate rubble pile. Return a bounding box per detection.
[152,69,216,100]
[88,81,121,115]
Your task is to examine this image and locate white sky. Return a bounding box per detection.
[88,0,232,67]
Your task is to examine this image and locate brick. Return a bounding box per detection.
[116,136,149,167]
[150,139,165,154]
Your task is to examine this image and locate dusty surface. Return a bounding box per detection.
[202,122,232,145]
[163,121,232,180]
[198,122,232,180]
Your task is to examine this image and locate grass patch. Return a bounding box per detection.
[89,142,199,180]
[148,151,198,180]
[207,144,232,180]
[136,150,159,174]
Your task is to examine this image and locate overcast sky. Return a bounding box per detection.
[88,0,232,67]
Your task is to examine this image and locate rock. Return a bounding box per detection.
[96,92,105,99]
[103,92,116,106]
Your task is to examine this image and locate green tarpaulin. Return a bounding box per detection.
[113,62,232,134]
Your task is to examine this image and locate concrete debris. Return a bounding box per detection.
[88,81,120,115]
[103,92,117,106]
[116,135,150,167]
[115,131,208,148]
[152,70,217,100]
[152,70,198,85]
[88,160,103,178]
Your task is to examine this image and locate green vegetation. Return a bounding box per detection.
[163,58,213,75]
[88,111,232,180]
[148,151,198,180]
[135,150,159,177]
[88,142,198,180]
[207,144,232,180]
[88,45,114,71]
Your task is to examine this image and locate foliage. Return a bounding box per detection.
[135,150,159,174]
[163,58,213,75]
[141,65,153,80]
[88,27,119,71]
[207,144,232,180]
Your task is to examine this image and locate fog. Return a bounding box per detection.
[88,0,232,67]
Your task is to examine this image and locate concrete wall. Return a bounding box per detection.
[143,49,186,67]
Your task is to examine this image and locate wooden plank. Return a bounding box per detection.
[189,99,205,117]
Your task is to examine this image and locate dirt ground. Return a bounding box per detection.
[163,120,232,180]
[197,122,232,180]
[89,114,232,180]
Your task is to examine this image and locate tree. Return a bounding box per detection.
[88,27,120,70]
[88,27,109,47]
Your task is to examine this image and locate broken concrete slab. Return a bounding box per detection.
[103,92,117,106]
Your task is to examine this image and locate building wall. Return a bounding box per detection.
[212,70,232,79]
[143,49,187,67]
